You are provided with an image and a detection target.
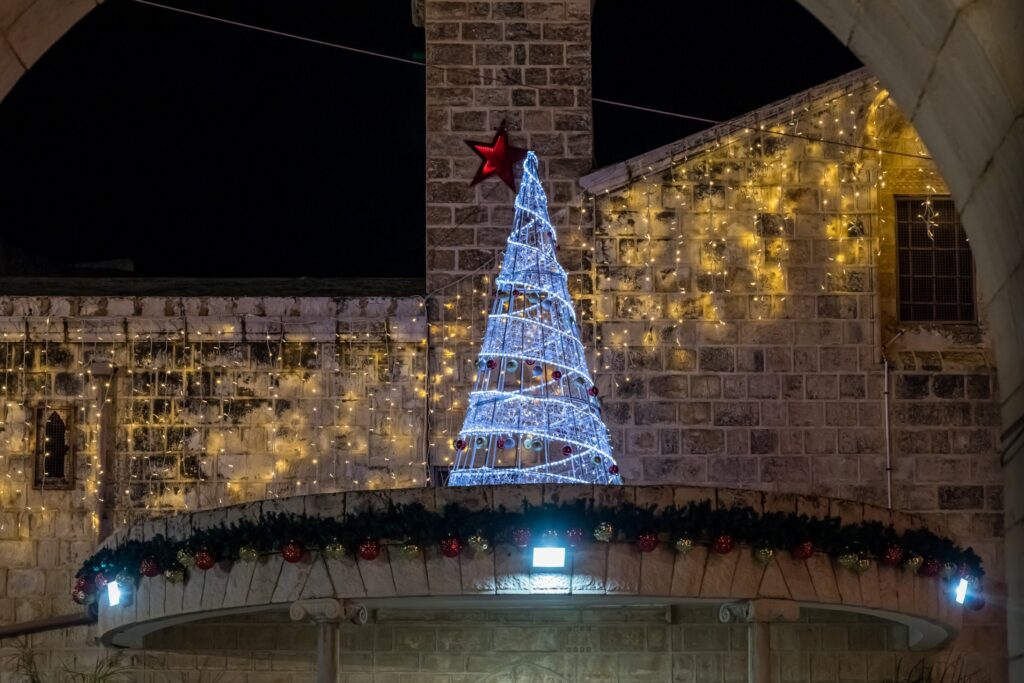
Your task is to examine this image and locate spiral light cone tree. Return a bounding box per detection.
[448,152,622,486]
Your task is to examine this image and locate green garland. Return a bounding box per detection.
[74,499,983,589]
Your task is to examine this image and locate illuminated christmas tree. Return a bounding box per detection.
[448,152,622,486]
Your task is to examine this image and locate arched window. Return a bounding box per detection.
[34,405,75,489]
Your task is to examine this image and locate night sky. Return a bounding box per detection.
[0,0,859,279]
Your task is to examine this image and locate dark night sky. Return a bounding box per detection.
[0,0,859,279]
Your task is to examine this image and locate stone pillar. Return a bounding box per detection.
[422,0,595,465]
[290,598,368,683]
[720,599,801,683]
[91,362,117,541]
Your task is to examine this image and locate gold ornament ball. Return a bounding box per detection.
[674,537,695,554]
[238,545,259,562]
[468,534,490,553]
[594,522,614,543]
[176,549,195,568]
[164,568,185,584]
[903,554,923,572]
[853,557,872,574]
[402,542,421,558]
[755,547,775,564]
[323,542,346,561]
[837,552,859,570]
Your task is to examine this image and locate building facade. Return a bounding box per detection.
[0,1,1007,682]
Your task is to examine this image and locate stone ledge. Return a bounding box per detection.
[97,485,965,651]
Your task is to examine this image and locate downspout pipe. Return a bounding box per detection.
[881,330,906,509]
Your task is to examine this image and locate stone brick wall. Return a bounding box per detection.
[576,74,1005,675]
[0,295,425,627]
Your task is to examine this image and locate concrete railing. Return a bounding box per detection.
[97,485,965,654]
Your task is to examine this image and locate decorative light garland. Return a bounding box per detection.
[72,499,985,610]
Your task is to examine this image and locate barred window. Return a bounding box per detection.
[34,405,76,489]
[896,197,975,322]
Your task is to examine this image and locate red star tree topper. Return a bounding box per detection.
[465,122,529,191]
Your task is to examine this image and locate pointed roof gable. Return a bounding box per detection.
[580,67,876,195]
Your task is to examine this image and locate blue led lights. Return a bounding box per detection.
[448,152,622,486]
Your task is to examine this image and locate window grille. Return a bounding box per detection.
[34,405,75,489]
[895,197,975,322]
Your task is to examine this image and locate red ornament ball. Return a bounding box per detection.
[588,386,599,396]
[194,549,216,570]
[565,527,585,548]
[440,537,462,558]
[93,573,109,589]
[512,528,532,549]
[791,541,814,560]
[525,359,535,366]
[918,558,940,577]
[140,557,161,578]
[636,532,658,553]
[282,541,304,564]
[881,544,905,567]
[74,576,94,594]
[562,445,573,455]
[454,439,466,451]
[552,370,562,380]
[512,290,520,297]
[608,465,619,475]
[712,534,735,554]
[358,539,381,561]
[486,359,496,369]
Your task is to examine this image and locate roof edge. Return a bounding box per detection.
[580,67,876,195]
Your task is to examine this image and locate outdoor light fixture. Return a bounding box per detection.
[107,580,122,607]
[955,578,969,605]
[532,546,566,569]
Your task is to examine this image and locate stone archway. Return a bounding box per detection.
[795,4,1024,678]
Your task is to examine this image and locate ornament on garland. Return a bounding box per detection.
[440,537,463,558]
[636,532,658,553]
[71,589,90,605]
[903,554,923,573]
[918,557,940,577]
[93,573,109,590]
[193,549,216,570]
[239,545,260,562]
[712,534,734,554]
[281,541,304,564]
[853,557,872,574]
[468,533,490,553]
[837,552,859,570]
[140,557,160,578]
[358,539,381,561]
[593,522,614,543]
[164,568,185,584]
[401,542,421,558]
[176,549,195,569]
[323,542,346,561]
[939,562,958,581]
[448,152,621,486]
[74,576,94,595]
[964,593,985,611]
[464,121,529,191]
[674,537,695,554]
[512,528,532,549]
[881,544,905,566]
[791,541,814,560]
[754,547,775,564]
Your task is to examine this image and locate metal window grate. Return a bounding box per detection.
[34,405,75,489]
[895,197,975,322]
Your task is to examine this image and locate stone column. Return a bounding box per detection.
[720,599,800,683]
[290,598,368,683]
[90,362,117,541]
[421,0,596,468]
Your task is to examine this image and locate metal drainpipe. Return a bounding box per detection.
[881,330,906,509]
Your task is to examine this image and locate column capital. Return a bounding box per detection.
[290,598,367,625]
[718,599,800,624]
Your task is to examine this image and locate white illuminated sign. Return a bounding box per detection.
[107,580,122,607]
[954,578,968,604]
[532,547,566,569]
